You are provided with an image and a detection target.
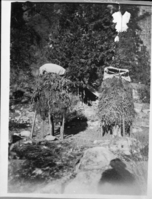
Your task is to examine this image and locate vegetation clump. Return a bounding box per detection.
[98,77,135,135]
[32,73,79,139]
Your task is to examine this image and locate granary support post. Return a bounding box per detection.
[122,92,125,136]
[48,112,54,136]
[41,119,45,138]
[31,110,37,139]
[48,111,52,135]
[60,112,65,140]
[51,115,54,136]
[48,100,55,136]
[122,114,125,136]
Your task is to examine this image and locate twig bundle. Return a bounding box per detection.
[98,77,135,127]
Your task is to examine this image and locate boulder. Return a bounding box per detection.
[32,168,43,175]
[78,147,116,170]
[132,126,142,133]
[109,137,141,155]
[142,109,150,115]
[32,144,146,195]
[20,131,31,138]
[64,145,143,195]
[23,140,32,145]
[34,180,63,194]
[64,170,101,194]
[134,103,143,113]
[44,135,57,141]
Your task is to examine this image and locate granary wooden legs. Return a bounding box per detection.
[112,125,121,137]
[31,108,66,140]
[122,114,125,137]
[41,119,45,138]
[101,123,132,137]
[31,110,45,139]
[101,122,123,137]
[47,100,54,136]
[60,112,65,140]
[48,111,54,136]
[48,112,52,135]
[48,110,65,140]
[31,110,37,139]
[51,115,54,136]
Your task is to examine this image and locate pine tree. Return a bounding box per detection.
[111,5,150,85]
[11,3,117,92]
[47,3,117,89]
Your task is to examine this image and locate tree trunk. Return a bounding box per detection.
[60,113,65,140]
[31,110,37,139]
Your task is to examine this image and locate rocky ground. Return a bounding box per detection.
[8,98,149,195]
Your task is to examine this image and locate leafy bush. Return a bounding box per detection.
[137,87,150,103]
[33,73,75,118]
[32,73,80,138]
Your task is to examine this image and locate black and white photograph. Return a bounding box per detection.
[0,0,152,197]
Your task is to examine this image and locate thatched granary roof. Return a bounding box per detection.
[98,77,135,126]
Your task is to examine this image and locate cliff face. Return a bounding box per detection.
[138,6,151,55]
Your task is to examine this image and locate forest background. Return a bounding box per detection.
[10,3,151,95]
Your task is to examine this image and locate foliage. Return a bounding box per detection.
[98,77,135,126]
[32,73,78,120]
[8,140,86,193]
[11,2,117,91]
[111,5,151,85]
[10,3,151,92]
[10,2,56,89]
[137,87,150,103]
[47,3,117,89]
[10,2,151,97]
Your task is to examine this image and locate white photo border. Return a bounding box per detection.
[0,0,152,198]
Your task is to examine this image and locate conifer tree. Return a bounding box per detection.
[111,5,150,85]
[47,3,117,89]
[11,3,117,92]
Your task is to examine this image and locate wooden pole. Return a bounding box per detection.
[51,115,54,136]
[42,119,45,139]
[31,110,37,139]
[48,100,54,136]
[60,112,65,140]
[101,124,103,137]
[129,124,132,137]
[48,111,53,135]
[122,114,125,136]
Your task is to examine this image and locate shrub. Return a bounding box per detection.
[32,73,77,138]
[138,87,150,103]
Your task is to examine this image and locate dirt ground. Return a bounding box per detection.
[8,99,149,194]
